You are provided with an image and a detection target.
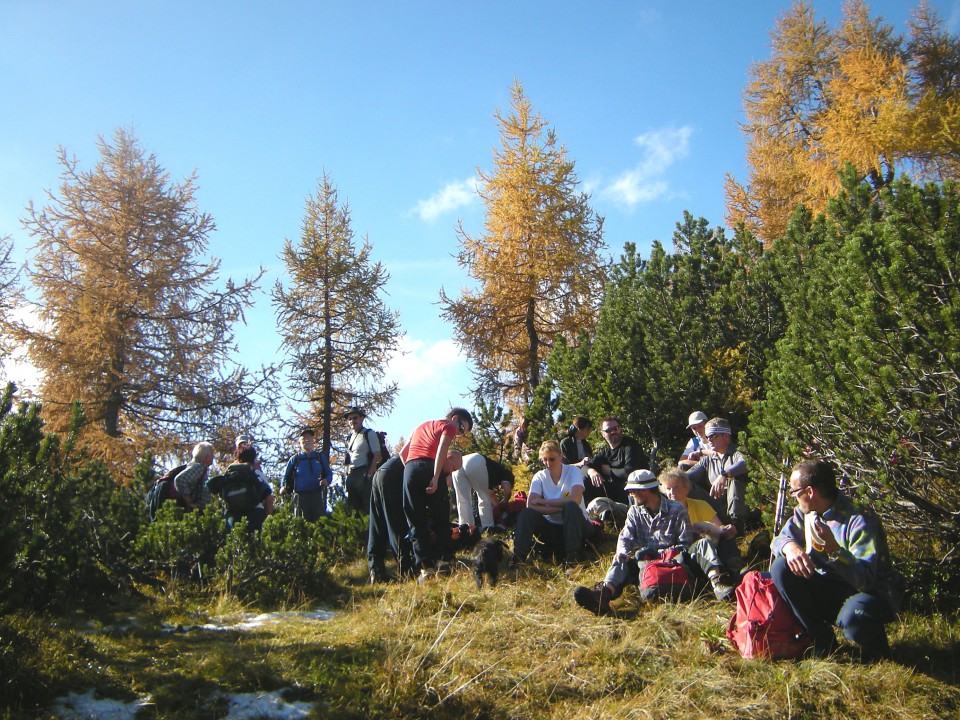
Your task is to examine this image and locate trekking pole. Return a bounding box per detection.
[770,454,790,569]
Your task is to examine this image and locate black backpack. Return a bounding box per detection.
[145,463,188,521]
[346,429,390,470]
[368,430,390,469]
[217,464,261,515]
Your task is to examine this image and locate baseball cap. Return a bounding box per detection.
[235,434,252,447]
[686,411,708,428]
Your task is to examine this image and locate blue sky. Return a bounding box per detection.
[2,1,957,456]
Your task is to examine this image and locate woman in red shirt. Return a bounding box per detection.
[400,407,473,582]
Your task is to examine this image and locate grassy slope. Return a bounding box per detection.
[4,555,959,720]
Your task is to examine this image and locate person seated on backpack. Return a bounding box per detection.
[771,459,901,660]
[174,441,216,511]
[659,466,743,601]
[344,407,381,516]
[280,427,332,522]
[572,469,693,616]
[207,446,274,531]
[512,440,596,567]
[451,452,514,531]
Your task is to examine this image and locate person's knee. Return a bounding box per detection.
[769,555,790,584]
[837,600,892,658]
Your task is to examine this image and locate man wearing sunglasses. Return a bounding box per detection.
[771,459,901,660]
[685,417,748,532]
[583,416,647,506]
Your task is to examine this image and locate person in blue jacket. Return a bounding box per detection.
[280,427,332,521]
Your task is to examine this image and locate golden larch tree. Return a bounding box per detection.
[6,129,267,471]
[726,0,960,243]
[440,80,606,406]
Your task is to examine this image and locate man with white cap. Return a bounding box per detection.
[685,417,750,533]
[678,411,709,470]
[573,468,693,616]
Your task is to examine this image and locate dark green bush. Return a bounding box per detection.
[131,501,226,588]
[0,386,145,612]
[215,509,334,606]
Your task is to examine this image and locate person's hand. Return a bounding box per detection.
[784,541,815,579]
[587,468,604,487]
[320,479,328,487]
[615,552,632,564]
[279,485,288,496]
[426,478,438,495]
[710,474,727,498]
[689,450,702,461]
[692,521,721,540]
[814,516,841,554]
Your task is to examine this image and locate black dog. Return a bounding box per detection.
[472,538,508,589]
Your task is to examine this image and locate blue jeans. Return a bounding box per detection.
[770,555,895,659]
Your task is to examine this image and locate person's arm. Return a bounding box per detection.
[585,448,608,487]
[426,422,457,494]
[691,510,736,541]
[816,512,880,592]
[321,450,332,487]
[365,430,381,476]
[618,441,644,478]
[280,457,295,495]
[773,509,816,578]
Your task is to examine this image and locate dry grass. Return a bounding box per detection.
[4,555,959,719]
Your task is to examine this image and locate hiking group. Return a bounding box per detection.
[149,404,902,662]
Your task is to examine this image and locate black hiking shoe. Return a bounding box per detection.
[573,583,613,616]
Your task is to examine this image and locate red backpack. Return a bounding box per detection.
[638,547,692,602]
[726,570,812,659]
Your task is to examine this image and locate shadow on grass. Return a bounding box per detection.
[894,638,960,687]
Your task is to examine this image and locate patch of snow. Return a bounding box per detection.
[162,609,336,633]
[51,690,151,719]
[218,691,316,719]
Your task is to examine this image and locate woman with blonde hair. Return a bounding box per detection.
[512,439,597,566]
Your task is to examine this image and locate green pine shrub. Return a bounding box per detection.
[215,509,333,606]
[0,386,145,612]
[131,501,226,590]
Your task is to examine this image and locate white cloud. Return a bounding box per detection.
[413,176,479,221]
[386,336,465,388]
[601,126,693,207]
[1,305,45,393]
[375,336,473,442]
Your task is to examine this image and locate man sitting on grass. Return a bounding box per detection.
[572,469,693,616]
[771,459,902,660]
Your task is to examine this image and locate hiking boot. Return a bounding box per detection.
[710,571,735,602]
[417,568,436,585]
[573,583,613,616]
[369,567,391,585]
